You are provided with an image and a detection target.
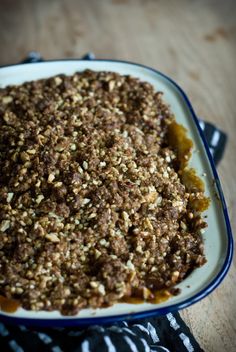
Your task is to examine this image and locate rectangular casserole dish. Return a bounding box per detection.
[0,59,233,327]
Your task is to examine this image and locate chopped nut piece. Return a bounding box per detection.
[171,271,180,282]
[99,239,107,246]
[98,284,106,295]
[94,249,102,259]
[70,143,77,151]
[82,161,88,170]
[54,76,62,86]
[143,287,152,299]
[136,245,143,253]
[108,80,115,91]
[163,171,169,178]
[145,191,157,203]
[149,166,156,174]
[15,287,24,294]
[180,221,187,231]
[20,151,30,162]
[54,181,63,187]
[90,281,98,288]
[2,96,13,104]
[144,218,153,231]
[6,192,14,203]
[27,149,36,155]
[55,143,65,152]
[0,220,11,232]
[166,156,171,163]
[82,198,91,205]
[126,260,135,270]
[48,174,55,183]
[36,194,44,204]
[122,211,129,222]
[88,213,97,219]
[45,233,60,243]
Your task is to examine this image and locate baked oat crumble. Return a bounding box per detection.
[0,70,208,315]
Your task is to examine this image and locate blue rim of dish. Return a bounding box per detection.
[0,59,233,327]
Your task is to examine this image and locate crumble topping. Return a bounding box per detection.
[0,70,207,315]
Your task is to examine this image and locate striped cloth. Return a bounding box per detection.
[0,120,227,352]
[0,313,202,352]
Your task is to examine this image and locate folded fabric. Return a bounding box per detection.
[1,313,204,352]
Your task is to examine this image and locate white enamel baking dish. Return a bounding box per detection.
[0,60,233,327]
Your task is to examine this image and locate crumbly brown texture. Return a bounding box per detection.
[0,70,207,315]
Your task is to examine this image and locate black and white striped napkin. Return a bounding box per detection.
[0,313,203,352]
[0,53,227,352]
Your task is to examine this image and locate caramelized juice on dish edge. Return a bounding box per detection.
[0,295,20,313]
[122,290,171,304]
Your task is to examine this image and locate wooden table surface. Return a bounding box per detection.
[0,0,235,350]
